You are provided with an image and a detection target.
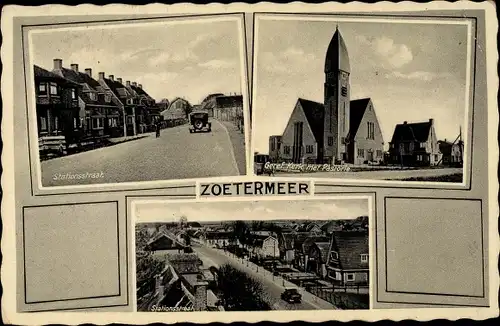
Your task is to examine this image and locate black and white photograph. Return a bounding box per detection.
[252,15,473,184]
[134,198,371,312]
[28,15,248,187]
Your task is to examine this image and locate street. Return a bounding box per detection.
[41,120,242,186]
[275,167,463,181]
[193,244,337,311]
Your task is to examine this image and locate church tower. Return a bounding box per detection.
[323,26,351,164]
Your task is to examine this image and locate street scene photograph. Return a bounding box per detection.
[252,15,472,184]
[134,198,370,311]
[28,15,248,187]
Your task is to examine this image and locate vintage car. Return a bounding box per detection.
[189,111,211,133]
[281,288,302,304]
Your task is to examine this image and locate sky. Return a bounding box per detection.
[134,198,369,222]
[253,18,471,154]
[30,18,243,104]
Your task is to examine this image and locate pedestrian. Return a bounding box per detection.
[155,122,160,138]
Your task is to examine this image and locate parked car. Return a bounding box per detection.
[281,288,302,304]
[189,111,211,133]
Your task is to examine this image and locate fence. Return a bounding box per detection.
[308,286,369,310]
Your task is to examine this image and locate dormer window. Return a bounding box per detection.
[127,98,133,105]
[341,86,348,97]
[38,83,47,95]
[330,251,339,261]
[71,89,76,100]
[89,92,97,101]
[49,82,58,95]
[105,94,111,103]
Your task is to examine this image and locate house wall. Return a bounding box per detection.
[427,123,442,165]
[280,101,318,163]
[351,101,385,165]
[262,237,280,257]
[343,270,369,285]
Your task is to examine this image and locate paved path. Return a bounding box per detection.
[41,120,241,186]
[276,167,463,180]
[220,120,247,175]
[193,244,337,311]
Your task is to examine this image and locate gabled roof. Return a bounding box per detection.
[105,78,132,99]
[59,68,101,90]
[348,98,371,140]
[297,98,325,144]
[314,242,331,264]
[332,231,368,270]
[302,235,330,254]
[34,65,79,86]
[390,120,433,143]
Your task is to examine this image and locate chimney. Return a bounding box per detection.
[70,64,79,72]
[84,68,92,77]
[403,121,407,125]
[53,58,63,70]
[98,72,105,80]
[429,118,434,124]
[138,84,143,89]
[126,80,131,87]
[132,82,137,87]
[117,77,122,84]
[109,75,114,81]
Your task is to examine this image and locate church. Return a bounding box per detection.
[271,27,385,165]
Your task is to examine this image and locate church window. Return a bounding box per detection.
[357,148,364,158]
[343,103,347,134]
[306,145,313,154]
[367,122,375,140]
[328,137,334,146]
[341,86,348,97]
[271,140,275,151]
[329,107,333,132]
[284,145,290,155]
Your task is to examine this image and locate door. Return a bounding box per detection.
[367,150,373,162]
[292,122,303,163]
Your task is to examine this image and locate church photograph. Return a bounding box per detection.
[252,15,471,183]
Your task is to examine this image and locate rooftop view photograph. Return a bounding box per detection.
[134,198,371,312]
[28,15,248,187]
[252,16,472,183]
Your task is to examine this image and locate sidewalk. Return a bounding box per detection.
[213,247,337,310]
[108,132,155,144]
[219,120,247,175]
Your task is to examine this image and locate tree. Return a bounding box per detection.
[183,102,193,118]
[217,264,271,311]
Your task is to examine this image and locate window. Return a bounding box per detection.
[80,118,84,127]
[390,143,395,149]
[434,154,439,161]
[49,83,58,95]
[420,142,426,148]
[343,102,347,133]
[39,117,47,131]
[345,273,355,281]
[357,148,364,158]
[92,118,103,129]
[105,94,111,103]
[284,146,290,155]
[329,107,333,132]
[376,150,382,158]
[73,117,77,129]
[38,83,47,95]
[330,251,339,260]
[71,88,76,99]
[361,254,368,263]
[416,154,423,161]
[89,92,97,101]
[328,136,334,146]
[341,86,348,97]
[367,122,375,140]
[271,140,275,151]
[306,145,313,154]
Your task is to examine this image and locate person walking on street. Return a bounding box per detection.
[155,122,161,138]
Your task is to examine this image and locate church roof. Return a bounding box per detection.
[325,28,351,73]
[390,120,433,143]
[349,98,371,140]
[298,98,325,144]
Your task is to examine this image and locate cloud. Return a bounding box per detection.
[198,59,237,69]
[356,35,413,69]
[386,71,452,82]
[260,47,317,73]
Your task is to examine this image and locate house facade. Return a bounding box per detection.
[272,28,384,165]
[438,139,464,167]
[261,236,280,258]
[52,60,124,139]
[325,231,369,286]
[388,119,442,166]
[34,64,81,153]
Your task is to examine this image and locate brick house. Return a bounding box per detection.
[51,60,123,139]
[34,64,81,153]
[388,119,442,166]
[325,231,369,286]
